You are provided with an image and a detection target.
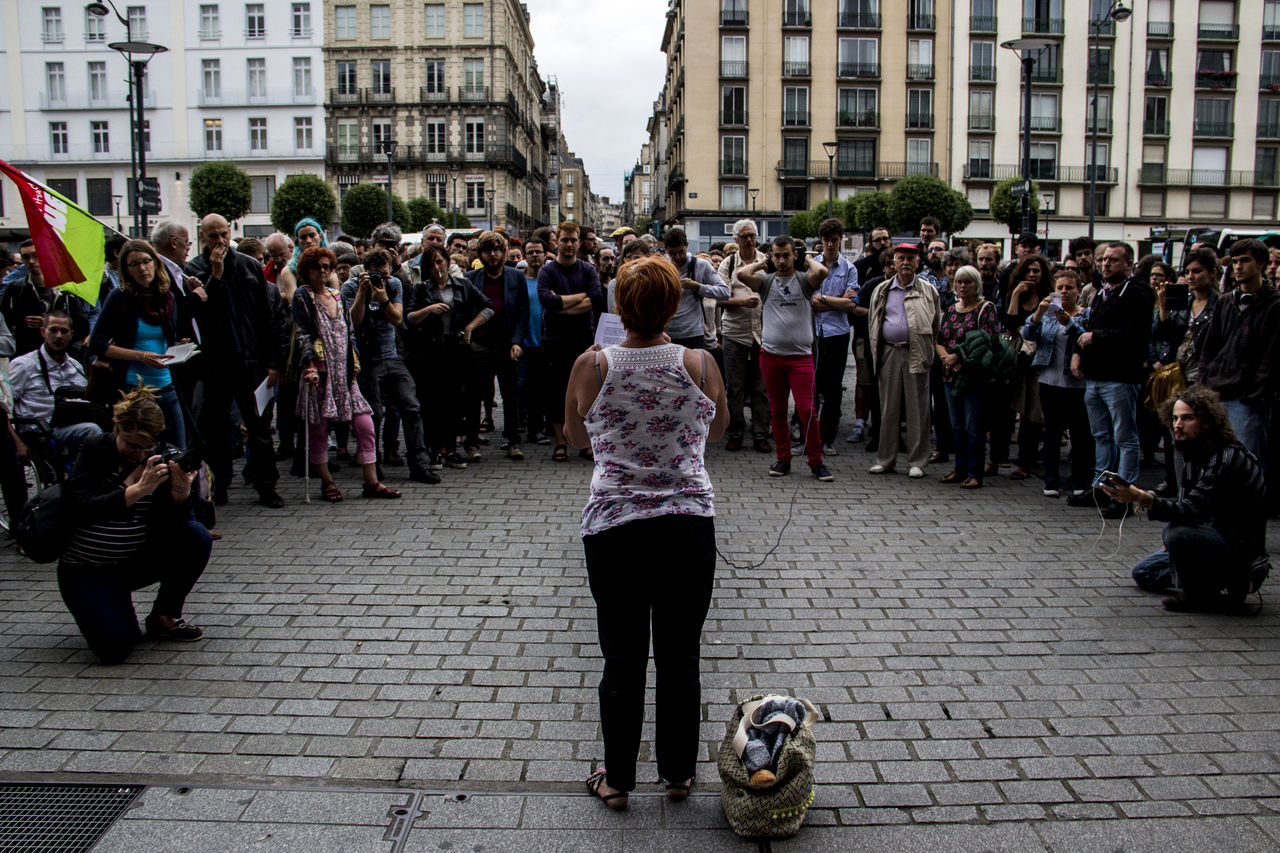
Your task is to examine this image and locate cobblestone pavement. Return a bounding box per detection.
[2,373,1279,849]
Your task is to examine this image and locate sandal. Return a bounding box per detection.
[552,444,569,462]
[321,481,343,503]
[960,477,982,489]
[939,471,963,484]
[665,778,694,802]
[1009,468,1030,481]
[361,482,401,499]
[586,768,628,811]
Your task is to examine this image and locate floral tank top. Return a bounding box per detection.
[581,343,717,536]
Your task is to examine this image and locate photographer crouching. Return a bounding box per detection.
[58,387,211,663]
[1102,386,1268,613]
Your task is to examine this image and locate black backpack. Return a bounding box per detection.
[14,483,67,564]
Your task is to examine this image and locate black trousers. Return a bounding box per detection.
[409,341,468,457]
[57,519,211,664]
[199,365,279,493]
[356,358,432,476]
[467,342,521,443]
[582,514,715,792]
[814,333,850,446]
[929,357,955,455]
[518,346,548,440]
[1039,383,1094,491]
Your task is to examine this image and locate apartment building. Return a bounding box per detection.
[322,0,548,234]
[0,0,326,239]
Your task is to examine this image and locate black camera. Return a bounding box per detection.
[158,445,203,473]
[368,271,384,289]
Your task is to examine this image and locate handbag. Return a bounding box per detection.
[15,483,68,564]
[37,352,114,430]
[1144,361,1187,412]
[717,694,820,840]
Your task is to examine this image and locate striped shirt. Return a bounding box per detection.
[61,494,154,566]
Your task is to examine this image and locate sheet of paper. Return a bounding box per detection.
[163,343,199,365]
[254,376,276,416]
[594,313,626,348]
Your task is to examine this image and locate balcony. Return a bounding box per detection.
[881,161,940,178]
[1087,116,1112,133]
[720,158,747,177]
[782,109,809,126]
[244,26,266,39]
[1088,67,1114,86]
[197,27,220,40]
[782,10,811,27]
[906,112,934,129]
[39,89,154,110]
[970,15,996,32]
[41,29,64,43]
[1091,17,1115,36]
[459,85,490,101]
[1143,118,1169,135]
[1193,119,1235,137]
[1023,17,1064,35]
[720,60,748,78]
[329,87,360,105]
[1263,73,1280,89]
[777,159,938,180]
[838,62,880,79]
[837,109,879,129]
[1259,120,1280,139]
[420,86,450,103]
[970,63,995,82]
[962,163,1119,183]
[908,13,934,31]
[291,26,312,38]
[1147,20,1174,38]
[1196,70,1237,90]
[365,86,395,104]
[1138,166,1272,186]
[1029,66,1062,84]
[1146,70,1173,87]
[782,61,810,77]
[838,12,879,28]
[1029,115,1061,132]
[1266,25,1280,42]
[720,109,747,127]
[1197,23,1239,41]
[907,64,935,80]
[720,9,748,26]
[963,163,992,179]
[969,114,995,131]
[197,86,316,107]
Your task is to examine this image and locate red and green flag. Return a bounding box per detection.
[0,158,105,306]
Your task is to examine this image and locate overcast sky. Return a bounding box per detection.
[527,0,669,202]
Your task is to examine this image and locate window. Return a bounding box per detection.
[566,173,574,186]
[250,176,276,214]
[336,61,357,95]
[783,137,808,173]
[466,180,485,209]
[246,3,265,37]
[1197,49,1233,74]
[371,60,391,94]
[1195,96,1233,134]
[906,138,932,173]
[202,59,221,98]
[1145,95,1169,134]
[907,89,933,128]
[969,90,994,129]
[50,122,68,155]
[721,185,746,210]
[464,58,484,90]
[838,37,878,76]
[293,57,312,98]
[425,4,445,37]
[1085,141,1110,182]
[722,85,746,125]
[908,38,933,78]
[783,185,809,211]
[721,136,746,174]
[1029,141,1057,179]
[204,118,223,152]
[127,6,146,37]
[426,177,447,206]
[838,139,876,176]
[199,4,219,38]
[565,191,576,209]
[88,61,107,102]
[46,63,65,102]
[91,121,109,153]
[1146,48,1171,84]
[42,7,63,42]
[838,87,877,126]
[1268,0,1280,37]
[783,86,809,126]
[968,138,993,178]
[968,187,991,212]
[464,3,483,36]
[1190,192,1228,217]
[336,175,358,201]
[291,3,311,36]
[910,0,935,27]
[1198,0,1236,34]
[1261,98,1280,133]
[1089,45,1113,84]
[294,117,312,150]
[336,119,359,153]
[1256,146,1279,184]
[249,117,268,151]
[1089,92,1111,131]
[970,40,995,78]
[722,35,747,76]
[335,6,356,38]
[47,179,77,203]
[783,36,809,75]
[1140,191,1165,217]
[783,0,810,26]
[370,4,390,38]
[465,119,485,154]
[372,119,393,148]
[86,178,112,216]
[425,119,446,155]
[425,60,445,94]
[85,9,105,42]
[247,58,266,98]
[1028,92,1059,131]
[1254,193,1277,219]
[1265,51,1280,84]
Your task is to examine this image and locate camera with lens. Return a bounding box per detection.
[158,445,203,473]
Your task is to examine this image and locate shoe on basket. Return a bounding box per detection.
[769,460,791,477]
[506,442,525,460]
[908,466,925,479]
[463,445,482,462]
[145,616,204,642]
[868,463,892,474]
[810,463,834,482]
[444,452,468,469]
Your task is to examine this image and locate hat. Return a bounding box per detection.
[892,242,920,253]
[610,226,635,238]
[1017,232,1041,246]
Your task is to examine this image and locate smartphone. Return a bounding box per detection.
[1164,283,1189,312]
[1100,470,1130,489]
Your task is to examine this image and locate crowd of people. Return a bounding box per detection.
[0,207,1275,661]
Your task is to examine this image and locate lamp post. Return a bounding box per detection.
[112,194,122,231]
[1089,1,1131,239]
[1000,38,1055,241]
[775,165,786,239]
[822,141,838,220]
[749,186,759,235]
[380,139,397,224]
[486,188,495,229]
[449,162,460,229]
[90,0,165,236]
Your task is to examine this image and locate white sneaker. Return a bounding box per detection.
[1043,488,1061,497]
[868,464,889,474]
[908,466,925,479]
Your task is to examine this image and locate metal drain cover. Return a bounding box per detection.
[0,783,143,852]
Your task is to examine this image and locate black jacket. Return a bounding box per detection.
[1149,437,1267,565]
[404,275,492,354]
[185,247,283,372]
[466,266,530,348]
[66,431,192,531]
[1198,284,1280,407]
[1,278,91,355]
[1079,276,1154,385]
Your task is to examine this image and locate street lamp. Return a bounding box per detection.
[449,162,460,229]
[486,188,495,229]
[822,141,838,220]
[1089,1,1131,238]
[380,139,397,224]
[748,186,759,236]
[90,0,166,236]
[775,165,787,239]
[1000,37,1055,242]
[112,194,122,231]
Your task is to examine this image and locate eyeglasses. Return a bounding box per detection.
[126,258,155,269]
[316,264,332,271]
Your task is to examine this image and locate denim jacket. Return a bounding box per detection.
[1023,308,1089,376]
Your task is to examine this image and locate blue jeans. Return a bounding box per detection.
[1224,399,1270,475]
[1084,380,1140,484]
[945,381,984,479]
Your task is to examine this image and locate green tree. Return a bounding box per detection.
[390,194,412,233]
[886,174,970,235]
[446,211,472,229]
[407,197,447,232]
[950,193,975,235]
[847,191,891,231]
[634,215,651,234]
[339,184,410,238]
[989,178,1041,230]
[188,161,252,223]
[787,208,816,240]
[269,174,337,234]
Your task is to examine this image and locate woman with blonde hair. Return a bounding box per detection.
[565,255,728,811]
